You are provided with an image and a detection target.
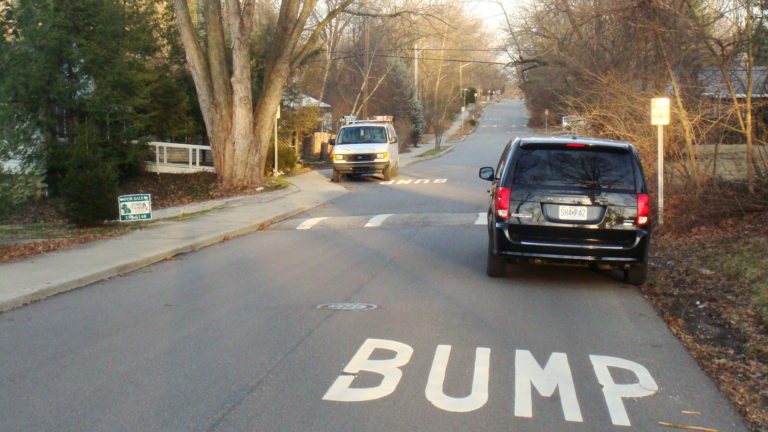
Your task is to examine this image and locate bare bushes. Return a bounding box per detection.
[563,74,768,232]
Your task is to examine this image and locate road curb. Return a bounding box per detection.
[0,205,311,314]
[403,145,456,167]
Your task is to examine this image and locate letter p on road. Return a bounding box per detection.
[590,355,659,426]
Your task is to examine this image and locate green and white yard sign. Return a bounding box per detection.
[119,194,152,222]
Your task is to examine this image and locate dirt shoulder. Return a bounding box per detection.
[645,212,768,431]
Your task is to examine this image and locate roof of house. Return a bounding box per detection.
[698,66,768,98]
[284,93,331,109]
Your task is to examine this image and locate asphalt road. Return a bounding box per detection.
[0,100,748,432]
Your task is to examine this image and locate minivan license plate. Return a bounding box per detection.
[558,205,588,221]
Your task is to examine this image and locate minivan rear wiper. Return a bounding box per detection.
[580,180,602,188]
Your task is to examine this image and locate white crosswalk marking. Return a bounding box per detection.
[271,212,489,231]
[296,217,329,230]
[364,214,393,228]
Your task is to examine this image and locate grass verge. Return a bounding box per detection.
[417,146,452,158]
[702,235,768,325]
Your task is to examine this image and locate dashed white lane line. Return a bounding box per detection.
[297,217,329,230]
[364,214,393,228]
[475,212,486,225]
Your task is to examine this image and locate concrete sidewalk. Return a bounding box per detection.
[0,112,471,313]
[0,170,346,313]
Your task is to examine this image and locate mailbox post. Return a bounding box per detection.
[651,98,670,225]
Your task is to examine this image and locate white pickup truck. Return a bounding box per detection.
[329,116,400,183]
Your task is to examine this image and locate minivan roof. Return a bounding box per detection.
[519,136,631,151]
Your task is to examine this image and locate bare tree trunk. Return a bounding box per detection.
[745,1,755,193]
[171,0,364,188]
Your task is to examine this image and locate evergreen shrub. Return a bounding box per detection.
[58,146,119,226]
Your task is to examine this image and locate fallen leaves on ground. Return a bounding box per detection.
[645,211,768,432]
[0,172,282,262]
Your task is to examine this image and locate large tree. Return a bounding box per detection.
[170,0,362,189]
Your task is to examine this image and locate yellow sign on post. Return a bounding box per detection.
[651,97,670,225]
[651,98,670,125]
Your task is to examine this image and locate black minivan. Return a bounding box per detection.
[479,137,651,285]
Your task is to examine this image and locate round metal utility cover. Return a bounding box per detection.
[316,303,378,311]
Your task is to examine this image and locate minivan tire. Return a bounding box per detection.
[624,263,647,286]
[487,238,505,277]
[331,169,341,183]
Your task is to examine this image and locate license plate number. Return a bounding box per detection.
[559,205,588,220]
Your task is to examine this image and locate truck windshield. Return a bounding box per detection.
[337,126,387,144]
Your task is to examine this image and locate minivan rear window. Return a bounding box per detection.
[510,147,635,190]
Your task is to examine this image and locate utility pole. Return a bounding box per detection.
[363,18,370,119]
[414,43,419,100]
[459,62,471,114]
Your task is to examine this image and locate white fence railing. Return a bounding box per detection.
[146,141,215,174]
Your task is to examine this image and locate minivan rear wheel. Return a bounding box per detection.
[624,264,647,286]
[487,237,505,277]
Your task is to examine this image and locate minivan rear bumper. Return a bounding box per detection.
[492,223,649,263]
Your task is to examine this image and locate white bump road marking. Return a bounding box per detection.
[590,355,659,426]
[272,212,488,231]
[364,214,393,228]
[515,350,583,422]
[296,217,328,230]
[426,345,490,412]
[324,338,660,427]
[322,339,413,402]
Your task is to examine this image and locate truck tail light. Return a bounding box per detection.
[637,194,649,226]
[496,187,511,219]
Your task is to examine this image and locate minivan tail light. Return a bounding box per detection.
[637,194,650,225]
[496,187,511,219]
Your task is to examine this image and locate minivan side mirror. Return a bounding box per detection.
[329,138,335,146]
[479,167,495,181]
[390,137,398,144]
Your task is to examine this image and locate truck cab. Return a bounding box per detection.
[330,116,399,182]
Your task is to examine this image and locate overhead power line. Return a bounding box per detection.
[314,53,511,66]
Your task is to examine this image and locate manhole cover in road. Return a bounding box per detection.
[316,303,378,311]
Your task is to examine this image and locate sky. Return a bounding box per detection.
[466,0,510,25]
